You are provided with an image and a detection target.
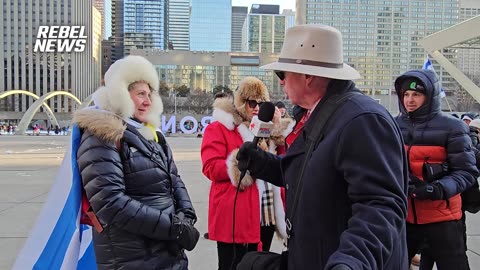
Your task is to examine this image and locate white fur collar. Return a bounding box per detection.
[237,124,254,142]
[212,107,236,130]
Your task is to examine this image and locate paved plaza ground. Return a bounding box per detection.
[1,135,480,269]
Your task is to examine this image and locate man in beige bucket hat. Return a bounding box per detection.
[236,24,408,269]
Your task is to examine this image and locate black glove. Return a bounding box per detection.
[412,181,445,200]
[167,241,183,257]
[171,212,200,251]
[176,208,197,225]
[331,264,352,270]
[408,174,425,197]
[236,141,270,177]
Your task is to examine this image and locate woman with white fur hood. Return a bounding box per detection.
[201,76,294,270]
[73,56,199,270]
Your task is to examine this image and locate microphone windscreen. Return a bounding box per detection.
[258,102,275,122]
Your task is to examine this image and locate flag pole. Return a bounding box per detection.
[443,96,453,112]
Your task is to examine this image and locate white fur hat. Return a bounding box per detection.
[93,55,163,127]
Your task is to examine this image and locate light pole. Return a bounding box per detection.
[174,89,177,114]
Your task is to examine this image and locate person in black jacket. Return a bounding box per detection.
[236,24,408,270]
[394,69,478,270]
[73,55,199,270]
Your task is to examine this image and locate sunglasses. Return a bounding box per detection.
[246,99,264,109]
[275,70,285,80]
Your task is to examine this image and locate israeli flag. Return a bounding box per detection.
[13,126,97,270]
[423,57,446,98]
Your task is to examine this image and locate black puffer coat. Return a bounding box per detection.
[75,111,195,270]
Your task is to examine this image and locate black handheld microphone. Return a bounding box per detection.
[231,102,276,268]
[239,102,276,181]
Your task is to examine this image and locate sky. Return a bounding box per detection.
[231,0,296,12]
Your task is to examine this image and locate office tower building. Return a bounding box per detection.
[168,0,190,50]
[251,4,280,14]
[458,0,480,78]
[299,0,460,108]
[242,5,287,53]
[232,6,248,52]
[112,0,167,59]
[93,0,113,40]
[190,0,231,52]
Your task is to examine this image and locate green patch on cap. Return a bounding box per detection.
[409,81,417,89]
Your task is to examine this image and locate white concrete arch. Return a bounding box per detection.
[79,93,94,109]
[419,15,480,103]
[15,91,82,135]
[0,90,60,128]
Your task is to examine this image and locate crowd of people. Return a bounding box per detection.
[0,123,16,134]
[66,24,480,270]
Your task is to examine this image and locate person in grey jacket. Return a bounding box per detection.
[74,55,199,270]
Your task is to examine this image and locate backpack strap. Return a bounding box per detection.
[286,91,362,238]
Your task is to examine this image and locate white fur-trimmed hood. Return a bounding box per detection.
[93,55,163,128]
[211,98,243,130]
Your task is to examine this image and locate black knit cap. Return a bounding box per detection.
[400,78,426,94]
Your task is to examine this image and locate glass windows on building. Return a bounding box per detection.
[246,14,286,53]
[190,0,231,52]
[305,0,460,109]
[123,0,166,54]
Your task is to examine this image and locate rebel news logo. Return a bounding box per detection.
[34,26,87,53]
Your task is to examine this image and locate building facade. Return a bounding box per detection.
[123,0,167,54]
[299,0,460,110]
[250,4,280,14]
[93,0,112,40]
[232,6,248,52]
[282,9,296,29]
[1,0,102,112]
[458,0,480,79]
[167,0,190,50]
[190,0,231,52]
[131,49,284,99]
[242,8,288,54]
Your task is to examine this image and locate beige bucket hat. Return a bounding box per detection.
[261,24,360,80]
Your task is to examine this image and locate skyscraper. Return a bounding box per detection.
[124,0,167,54]
[190,0,231,52]
[93,0,113,40]
[242,5,287,53]
[0,0,102,112]
[112,0,167,59]
[168,0,190,50]
[250,4,280,14]
[232,6,248,52]
[300,0,460,103]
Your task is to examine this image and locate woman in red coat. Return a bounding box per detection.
[201,77,293,270]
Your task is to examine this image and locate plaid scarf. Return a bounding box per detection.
[261,181,276,226]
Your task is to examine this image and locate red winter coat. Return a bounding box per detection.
[201,121,261,244]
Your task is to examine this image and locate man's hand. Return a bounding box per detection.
[236,142,269,177]
[412,181,445,200]
[408,174,425,197]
